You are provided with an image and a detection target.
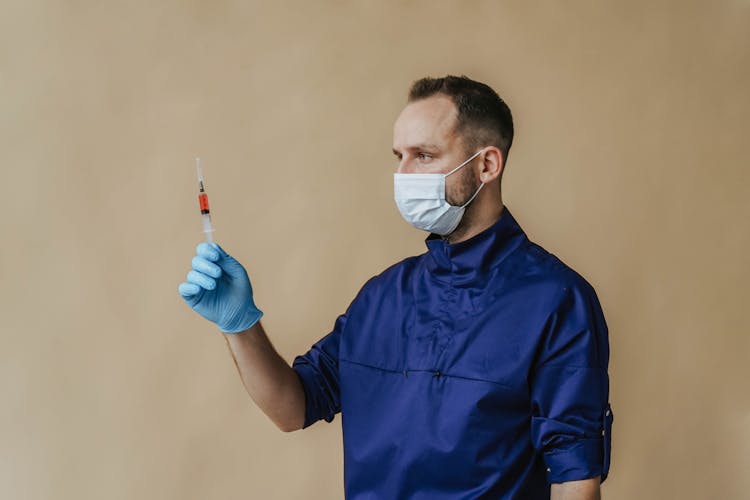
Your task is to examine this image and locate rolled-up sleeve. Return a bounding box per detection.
[292,313,347,429]
[530,277,613,484]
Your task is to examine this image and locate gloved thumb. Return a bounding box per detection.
[210,242,249,280]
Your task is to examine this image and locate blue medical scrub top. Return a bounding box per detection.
[292,206,613,499]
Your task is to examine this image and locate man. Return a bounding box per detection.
[178,75,613,499]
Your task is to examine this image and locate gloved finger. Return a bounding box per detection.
[192,256,222,278]
[207,242,248,280]
[210,242,226,256]
[178,282,201,297]
[196,242,219,262]
[186,270,217,290]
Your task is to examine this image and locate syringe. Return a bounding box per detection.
[196,157,214,244]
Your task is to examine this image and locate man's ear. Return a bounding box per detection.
[479,146,504,183]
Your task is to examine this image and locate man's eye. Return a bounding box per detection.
[418,153,431,160]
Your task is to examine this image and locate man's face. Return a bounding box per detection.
[392,95,479,206]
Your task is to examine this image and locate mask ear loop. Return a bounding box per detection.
[445,149,484,177]
[445,149,486,207]
[460,181,485,208]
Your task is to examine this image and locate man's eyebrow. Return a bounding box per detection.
[392,143,441,155]
[412,143,441,151]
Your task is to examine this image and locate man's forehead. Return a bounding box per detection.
[393,95,459,149]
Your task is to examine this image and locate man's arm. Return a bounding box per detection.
[222,320,306,432]
[529,277,613,487]
[177,242,307,433]
[551,477,601,500]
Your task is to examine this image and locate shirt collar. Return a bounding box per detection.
[424,205,527,285]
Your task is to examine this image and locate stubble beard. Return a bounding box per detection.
[445,165,483,240]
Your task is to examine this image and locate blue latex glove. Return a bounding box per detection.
[178,242,263,333]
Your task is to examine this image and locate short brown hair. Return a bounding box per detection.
[408,75,514,165]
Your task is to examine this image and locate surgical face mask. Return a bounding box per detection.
[394,149,485,236]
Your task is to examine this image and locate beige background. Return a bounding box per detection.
[1,1,748,499]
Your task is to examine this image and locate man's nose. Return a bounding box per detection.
[396,158,411,174]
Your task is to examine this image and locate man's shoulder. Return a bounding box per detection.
[512,238,598,299]
[348,252,426,303]
[363,253,425,288]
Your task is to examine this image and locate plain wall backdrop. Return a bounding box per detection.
[1,1,748,499]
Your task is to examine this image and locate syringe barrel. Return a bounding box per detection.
[196,158,214,243]
[198,193,210,214]
[202,213,214,237]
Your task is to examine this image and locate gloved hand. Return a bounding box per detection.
[178,242,263,333]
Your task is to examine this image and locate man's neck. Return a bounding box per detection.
[445,203,505,245]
